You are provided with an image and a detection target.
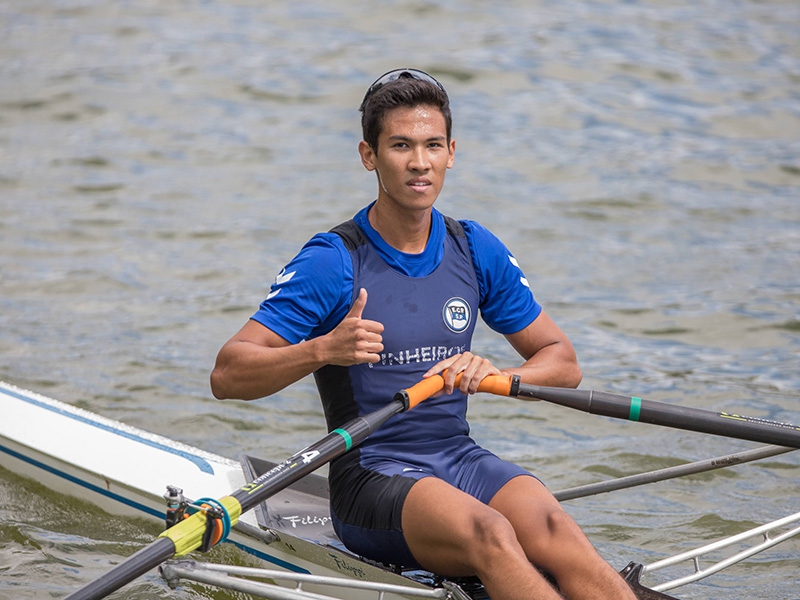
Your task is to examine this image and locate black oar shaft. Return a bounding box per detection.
[64,537,176,600]
[232,399,405,513]
[63,398,410,600]
[515,384,800,449]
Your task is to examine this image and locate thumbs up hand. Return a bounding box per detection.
[322,288,384,366]
[345,286,370,320]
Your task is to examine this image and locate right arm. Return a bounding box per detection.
[210,288,383,400]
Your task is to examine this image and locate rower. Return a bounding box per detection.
[211,68,639,599]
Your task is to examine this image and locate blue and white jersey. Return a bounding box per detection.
[251,203,542,465]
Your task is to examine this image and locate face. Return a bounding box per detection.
[358,104,455,214]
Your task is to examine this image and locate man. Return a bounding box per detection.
[211,69,637,600]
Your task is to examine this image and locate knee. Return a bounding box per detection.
[468,510,520,558]
[544,507,580,539]
[540,508,595,558]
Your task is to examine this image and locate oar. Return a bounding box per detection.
[63,375,457,600]
[451,373,800,449]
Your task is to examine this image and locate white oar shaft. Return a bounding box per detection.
[161,560,450,598]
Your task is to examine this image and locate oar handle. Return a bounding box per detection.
[478,373,520,397]
[396,372,519,409]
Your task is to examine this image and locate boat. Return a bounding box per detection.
[0,380,444,600]
[1,379,798,600]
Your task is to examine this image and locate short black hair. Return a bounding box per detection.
[359,75,452,153]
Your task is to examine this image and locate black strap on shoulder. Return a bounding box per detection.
[329,220,368,250]
[442,214,466,239]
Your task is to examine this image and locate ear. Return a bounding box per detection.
[446,138,456,169]
[359,140,376,172]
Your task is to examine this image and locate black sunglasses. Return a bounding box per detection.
[362,68,447,105]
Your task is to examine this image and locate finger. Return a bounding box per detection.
[442,353,471,394]
[362,319,385,335]
[445,355,501,395]
[465,363,502,395]
[358,333,385,362]
[422,354,461,378]
[359,350,382,364]
[456,357,481,395]
[346,288,368,319]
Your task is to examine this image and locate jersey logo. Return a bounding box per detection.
[443,297,471,333]
[265,268,296,301]
[509,255,530,288]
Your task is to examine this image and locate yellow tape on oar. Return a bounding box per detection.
[158,495,243,557]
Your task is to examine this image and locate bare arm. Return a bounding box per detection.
[502,310,581,387]
[424,310,581,396]
[210,288,384,400]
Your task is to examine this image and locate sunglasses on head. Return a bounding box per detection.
[362,68,447,105]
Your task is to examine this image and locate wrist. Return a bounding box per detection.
[306,335,330,366]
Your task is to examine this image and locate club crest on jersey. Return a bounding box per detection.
[443,297,471,333]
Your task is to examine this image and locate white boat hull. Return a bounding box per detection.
[0,381,439,599]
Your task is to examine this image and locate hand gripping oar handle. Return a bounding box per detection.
[63,379,443,600]
[394,372,519,409]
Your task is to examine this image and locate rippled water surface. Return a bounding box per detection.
[1,1,799,598]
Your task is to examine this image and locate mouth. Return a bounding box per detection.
[408,178,432,192]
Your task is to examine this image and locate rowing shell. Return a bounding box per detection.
[0,380,677,599]
[0,381,441,600]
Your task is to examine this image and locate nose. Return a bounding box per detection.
[408,146,431,171]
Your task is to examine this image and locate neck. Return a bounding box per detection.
[368,201,432,254]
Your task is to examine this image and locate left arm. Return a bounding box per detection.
[502,310,581,388]
[429,220,581,395]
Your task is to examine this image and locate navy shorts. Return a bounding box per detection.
[329,442,535,568]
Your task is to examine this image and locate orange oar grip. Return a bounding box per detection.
[475,374,515,397]
[396,372,518,411]
[400,375,446,410]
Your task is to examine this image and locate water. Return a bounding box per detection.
[1,0,799,598]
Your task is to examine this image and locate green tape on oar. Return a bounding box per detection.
[510,383,800,448]
[333,427,353,451]
[629,397,642,422]
[64,377,443,600]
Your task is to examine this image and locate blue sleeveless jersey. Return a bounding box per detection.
[251,206,543,558]
[251,204,542,469]
[314,216,479,466]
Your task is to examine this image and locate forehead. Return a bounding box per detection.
[379,104,448,139]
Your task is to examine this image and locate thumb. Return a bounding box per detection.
[346,288,368,319]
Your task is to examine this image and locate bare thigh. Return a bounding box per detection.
[401,477,569,600]
[489,475,604,577]
[400,477,521,576]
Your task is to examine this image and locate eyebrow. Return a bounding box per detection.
[386,134,447,143]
